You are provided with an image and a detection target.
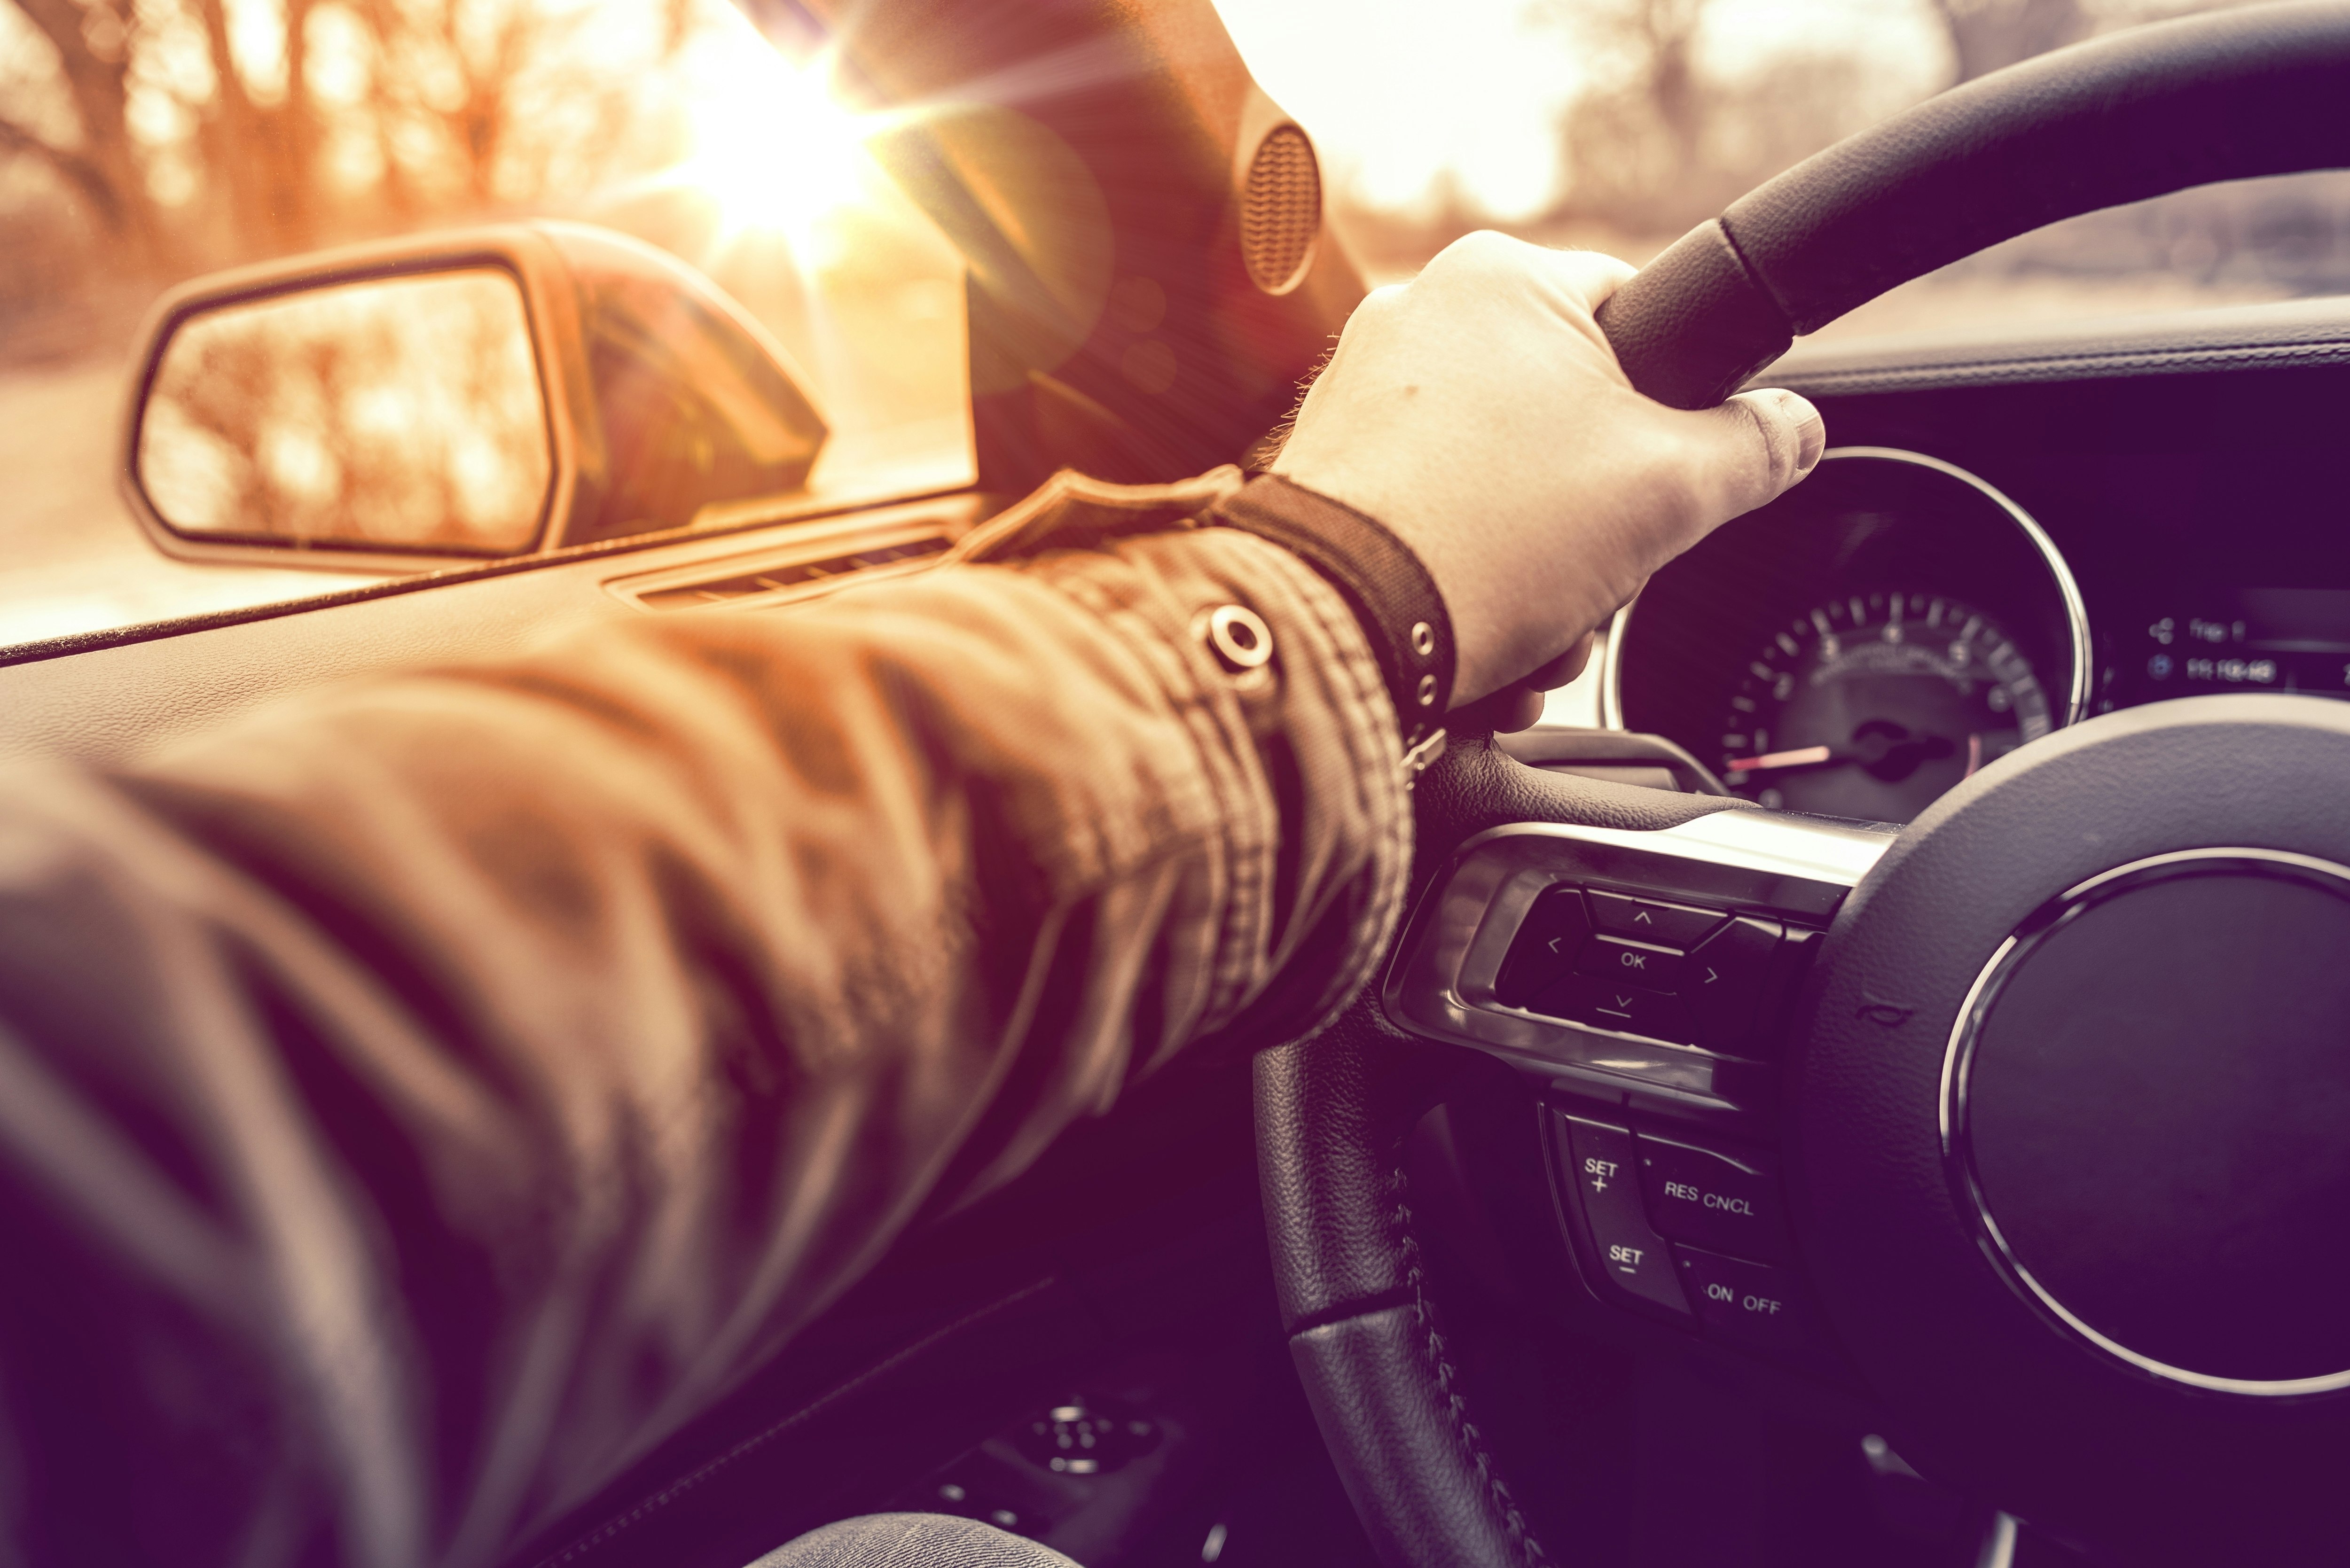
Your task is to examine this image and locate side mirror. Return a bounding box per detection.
[122,221,828,572]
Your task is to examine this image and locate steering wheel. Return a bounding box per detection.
[1255,5,2350,1564]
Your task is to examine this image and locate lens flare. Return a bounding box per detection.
[675,27,877,254]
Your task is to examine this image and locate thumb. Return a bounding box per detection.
[1687,387,1827,523]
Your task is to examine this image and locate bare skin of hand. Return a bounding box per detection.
[1273,232,1826,729]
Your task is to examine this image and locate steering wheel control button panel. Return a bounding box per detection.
[1492,885,1593,1007]
[1673,1246,1834,1370]
[1634,1131,1790,1262]
[1588,889,1725,947]
[1555,1114,1692,1322]
[1503,882,1813,1058]
[1384,811,1894,1381]
[1386,814,1892,1111]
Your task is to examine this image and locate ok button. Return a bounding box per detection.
[1576,935,1687,992]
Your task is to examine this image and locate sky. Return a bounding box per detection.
[1210,0,1950,220]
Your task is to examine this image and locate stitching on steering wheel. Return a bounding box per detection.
[1388,1160,1552,1568]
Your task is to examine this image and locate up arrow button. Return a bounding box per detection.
[1589,890,1726,947]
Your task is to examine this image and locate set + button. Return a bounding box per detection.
[1554,1112,1692,1322]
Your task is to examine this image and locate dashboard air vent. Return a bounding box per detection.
[635,534,950,610]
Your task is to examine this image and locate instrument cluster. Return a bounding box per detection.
[1606,449,2090,826]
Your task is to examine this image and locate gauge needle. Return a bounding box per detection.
[1724,744,1836,775]
[1728,726,1959,780]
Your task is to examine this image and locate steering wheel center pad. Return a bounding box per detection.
[1796,693,2350,1561]
[1596,0,2350,408]
[1963,852,2350,1391]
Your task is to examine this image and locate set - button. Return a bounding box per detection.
[1499,883,1808,1055]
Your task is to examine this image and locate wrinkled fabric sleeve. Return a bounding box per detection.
[0,493,1408,1568]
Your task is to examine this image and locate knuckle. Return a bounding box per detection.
[1426,228,1521,279]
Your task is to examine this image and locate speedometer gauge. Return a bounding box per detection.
[1719,590,2052,823]
[1611,448,2089,827]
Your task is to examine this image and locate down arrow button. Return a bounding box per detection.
[1685,916,1783,1053]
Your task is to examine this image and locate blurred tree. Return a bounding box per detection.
[1539,0,2266,240]
[1542,0,1905,235]
[0,0,698,320]
[1541,0,1719,232]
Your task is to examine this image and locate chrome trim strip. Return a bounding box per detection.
[1599,603,1633,731]
[1831,446,2092,728]
[1974,1512,2021,1568]
[1942,845,2350,1397]
[1384,812,1896,1112]
[1602,444,2095,741]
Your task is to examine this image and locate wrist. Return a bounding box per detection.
[1209,474,1455,754]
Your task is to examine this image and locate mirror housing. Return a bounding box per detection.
[121,221,828,572]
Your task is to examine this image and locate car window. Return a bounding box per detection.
[0,0,969,647]
[1217,0,2350,342]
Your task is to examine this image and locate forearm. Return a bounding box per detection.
[0,502,1406,1563]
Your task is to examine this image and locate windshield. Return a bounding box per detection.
[0,0,968,646]
[5,0,2345,653]
[1218,0,2350,337]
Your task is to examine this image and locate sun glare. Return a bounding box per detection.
[675,25,877,253]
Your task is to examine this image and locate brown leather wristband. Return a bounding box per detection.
[1209,474,1457,755]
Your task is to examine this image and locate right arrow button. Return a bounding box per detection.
[1684,916,1784,1053]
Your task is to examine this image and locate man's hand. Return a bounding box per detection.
[1273,232,1825,730]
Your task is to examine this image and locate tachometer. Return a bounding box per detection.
[1718,590,2051,823]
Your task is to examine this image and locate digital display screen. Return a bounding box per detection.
[2127,588,2350,704]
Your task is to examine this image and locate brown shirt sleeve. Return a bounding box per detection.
[0,471,1409,1566]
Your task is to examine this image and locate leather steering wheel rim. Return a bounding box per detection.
[1257,7,2350,1564]
[1256,747,1747,1568]
[1595,0,2350,410]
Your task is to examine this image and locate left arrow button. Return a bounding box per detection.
[1495,885,1593,1007]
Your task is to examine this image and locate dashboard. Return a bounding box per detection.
[1601,297,2350,826]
